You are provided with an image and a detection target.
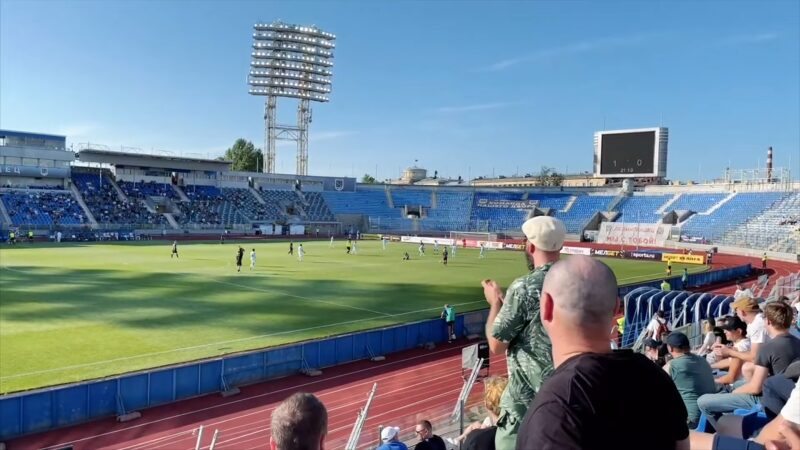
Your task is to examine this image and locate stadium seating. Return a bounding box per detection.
[72,172,167,226]
[680,192,786,242]
[177,185,247,226]
[667,193,728,213]
[118,181,178,199]
[1,190,87,226]
[717,191,800,253]
[302,192,336,221]
[420,191,474,231]
[391,189,432,207]
[555,195,615,233]
[614,194,672,222]
[220,187,275,221]
[529,193,572,211]
[256,189,302,219]
[470,191,527,231]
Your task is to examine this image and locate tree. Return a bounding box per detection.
[361,174,377,184]
[537,166,564,187]
[222,139,264,172]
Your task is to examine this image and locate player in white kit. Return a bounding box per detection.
[297,244,305,262]
[250,249,256,270]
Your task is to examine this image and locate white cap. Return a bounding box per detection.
[381,426,400,441]
[521,216,566,252]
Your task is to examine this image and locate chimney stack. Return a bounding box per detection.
[767,146,773,182]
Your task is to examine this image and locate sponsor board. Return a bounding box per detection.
[662,253,706,265]
[627,251,661,260]
[503,243,526,250]
[592,249,622,257]
[561,246,593,256]
[476,198,539,209]
[401,236,456,246]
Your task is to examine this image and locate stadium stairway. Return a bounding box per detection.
[702,192,737,215]
[248,186,267,204]
[163,212,180,229]
[172,184,190,202]
[561,195,578,212]
[0,199,11,226]
[107,177,129,202]
[657,193,682,214]
[69,183,99,228]
[385,186,395,208]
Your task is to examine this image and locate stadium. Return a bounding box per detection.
[1,4,800,450]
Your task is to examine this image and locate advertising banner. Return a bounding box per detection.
[661,253,707,265]
[596,222,671,247]
[476,198,539,209]
[561,246,593,256]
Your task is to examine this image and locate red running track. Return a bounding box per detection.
[6,341,507,450]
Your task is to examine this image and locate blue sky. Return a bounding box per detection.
[1,0,798,181]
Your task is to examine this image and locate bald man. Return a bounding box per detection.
[516,256,690,450]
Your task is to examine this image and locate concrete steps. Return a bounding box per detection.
[0,198,12,226]
[69,183,98,228]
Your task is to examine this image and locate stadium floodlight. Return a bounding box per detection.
[248,21,336,175]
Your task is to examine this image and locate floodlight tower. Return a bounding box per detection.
[248,21,335,175]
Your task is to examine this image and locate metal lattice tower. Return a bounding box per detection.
[248,21,335,175]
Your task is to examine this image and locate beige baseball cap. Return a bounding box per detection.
[521,216,566,252]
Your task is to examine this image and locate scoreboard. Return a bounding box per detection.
[594,127,668,178]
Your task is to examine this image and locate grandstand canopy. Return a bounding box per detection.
[77,149,231,172]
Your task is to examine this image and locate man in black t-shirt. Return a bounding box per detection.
[516,256,689,450]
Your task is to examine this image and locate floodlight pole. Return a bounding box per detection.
[264,96,277,173]
[297,99,310,175]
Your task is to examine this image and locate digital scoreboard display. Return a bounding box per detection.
[597,130,662,177]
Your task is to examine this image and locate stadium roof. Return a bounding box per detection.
[77,149,231,171]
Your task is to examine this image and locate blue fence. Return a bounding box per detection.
[0,264,748,441]
[0,311,483,441]
[620,264,751,347]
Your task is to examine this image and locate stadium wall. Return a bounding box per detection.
[0,264,750,441]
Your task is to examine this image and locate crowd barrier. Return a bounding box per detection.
[0,265,746,441]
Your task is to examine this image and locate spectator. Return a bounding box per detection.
[713,316,751,387]
[413,420,445,450]
[663,332,717,428]
[662,279,672,291]
[447,376,508,449]
[378,426,407,450]
[698,303,800,426]
[516,256,689,450]
[269,392,327,450]
[647,310,670,341]
[696,318,718,356]
[690,381,800,450]
[734,282,754,301]
[682,268,690,289]
[481,216,565,450]
[715,297,768,381]
[645,338,669,367]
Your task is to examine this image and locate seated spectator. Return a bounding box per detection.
[645,338,670,367]
[698,303,800,427]
[714,316,751,387]
[413,420,445,450]
[734,282,754,301]
[697,318,718,356]
[647,309,670,341]
[269,392,327,450]
[447,376,508,449]
[378,426,407,450]
[663,332,717,428]
[715,297,768,381]
[690,380,800,450]
[516,256,689,449]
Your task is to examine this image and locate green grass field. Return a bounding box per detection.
[0,239,705,393]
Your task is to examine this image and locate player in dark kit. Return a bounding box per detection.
[171,241,179,258]
[288,242,294,255]
[236,246,244,272]
[442,247,448,266]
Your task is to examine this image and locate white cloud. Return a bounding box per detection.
[484,34,653,72]
[714,32,778,46]
[310,130,358,142]
[435,101,521,114]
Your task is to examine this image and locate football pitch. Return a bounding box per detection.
[0,239,704,393]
